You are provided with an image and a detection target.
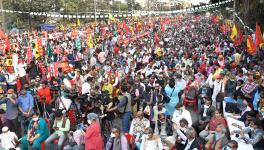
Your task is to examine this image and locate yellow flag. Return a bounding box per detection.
[60,24,65,30]
[230,24,238,40]
[34,40,40,59]
[109,13,115,21]
[77,19,81,26]
[87,35,93,48]
[134,16,139,21]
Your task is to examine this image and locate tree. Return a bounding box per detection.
[3,0,54,29]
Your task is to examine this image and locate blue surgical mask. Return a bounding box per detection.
[225,146,232,150]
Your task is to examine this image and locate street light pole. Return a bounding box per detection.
[94,0,97,25]
[0,0,5,31]
[233,0,236,22]
[29,0,32,30]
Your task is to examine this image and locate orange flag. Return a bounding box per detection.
[220,24,226,35]
[247,35,256,55]
[255,23,264,47]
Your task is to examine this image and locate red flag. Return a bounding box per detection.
[161,24,165,33]
[238,29,243,45]
[4,38,10,51]
[53,62,59,77]
[233,37,238,47]
[247,35,256,55]
[212,16,220,24]
[101,27,106,37]
[154,32,160,45]
[123,20,130,33]
[255,22,264,47]
[27,47,32,64]
[220,24,226,35]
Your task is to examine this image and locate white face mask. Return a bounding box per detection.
[145,135,150,139]
[225,146,232,150]
[204,105,209,109]
[87,120,92,124]
[110,133,116,138]
[32,117,39,121]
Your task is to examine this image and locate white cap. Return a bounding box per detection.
[2,126,8,132]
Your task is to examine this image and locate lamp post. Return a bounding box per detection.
[94,0,97,25]
[28,0,33,30]
[233,0,236,22]
[0,0,5,31]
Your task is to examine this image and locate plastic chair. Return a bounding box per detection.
[53,139,66,149]
[124,133,136,150]
[183,88,198,112]
[41,141,45,150]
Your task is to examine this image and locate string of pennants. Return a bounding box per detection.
[0,0,233,19]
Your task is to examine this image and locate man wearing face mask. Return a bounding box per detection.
[192,98,215,134]
[0,89,21,138]
[172,103,192,129]
[45,110,70,150]
[129,111,150,137]
[106,126,129,150]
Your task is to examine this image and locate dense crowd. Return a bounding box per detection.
[0,13,263,150]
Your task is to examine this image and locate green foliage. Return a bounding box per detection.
[2,0,143,29]
[3,0,54,29]
[236,0,264,30]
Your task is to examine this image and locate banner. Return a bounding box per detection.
[27,47,32,64]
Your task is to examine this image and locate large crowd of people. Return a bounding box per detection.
[0,12,263,150]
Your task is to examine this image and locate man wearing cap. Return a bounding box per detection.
[0,126,20,150]
[0,89,21,138]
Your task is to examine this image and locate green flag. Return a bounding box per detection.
[76,37,81,51]
[47,42,52,57]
